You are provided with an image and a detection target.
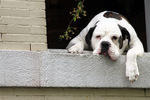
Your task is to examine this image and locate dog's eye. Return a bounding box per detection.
[112,36,118,40]
[96,35,101,39]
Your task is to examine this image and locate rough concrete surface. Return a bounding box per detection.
[0,49,150,88]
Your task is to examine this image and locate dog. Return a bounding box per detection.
[66,11,144,83]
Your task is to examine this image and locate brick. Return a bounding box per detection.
[29,0,45,1]
[31,43,47,51]
[90,96,106,100]
[107,89,145,96]
[0,25,46,34]
[45,96,87,100]
[92,88,107,95]
[0,8,45,18]
[14,88,64,96]
[0,88,14,96]
[64,88,106,96]
[18,0,45,1]
[0,16,46,26]
[146,89,150,96]
[4,96,45,100]
[2,34,47,42]
[1,1,29,9]
[30,26,46,35]
[0,25,30,34]
[28,18,46,26]
[30,2,45,10]
[106,97,129,100]
[30,10,46,18]
[129,97,150,100]
[64,88,92,96]
[0,8,29,17]
[0,42,30,50]
[1,0,45,9]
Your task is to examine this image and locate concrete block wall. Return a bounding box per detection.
[0,0,47,51]
[0,88,150,100]
[0,49,150,99]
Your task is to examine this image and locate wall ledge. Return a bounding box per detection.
[0,49,150,88]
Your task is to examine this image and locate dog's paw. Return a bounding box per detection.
[68,45,83,53]
[126,62,139,83]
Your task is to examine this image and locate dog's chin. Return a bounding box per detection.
[100,51,117,61]
[93,48,118,61]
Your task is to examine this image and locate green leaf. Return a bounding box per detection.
[73,17,77,21]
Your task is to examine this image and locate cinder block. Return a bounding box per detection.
[31,43,47,51]
[64,88,106,96]
[30,0,45,1]
[0,25,46,34]
[0,42,30,50]
[107,89,145,96]
[29,18,46,26]
[2,34,47,42]
[90,96,106,100]
[0,8,29,17]
[30,26,46,34]
[64,88,92,96]
[4,96,45,100]
[1,16,46,26]
[30,10,45,18]
[1,1,29,9]
[0,25,30,34]
[14,88,64,96]
[92,89,107,95]
[45,96,87,100]
[146,89,150,96]
[0,88,14,96]
[30,2,45,10]
[129,97,150,100]
[1,0,45,9]
[106,97,129,100]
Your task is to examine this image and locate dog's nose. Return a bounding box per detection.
[101,41,110,48]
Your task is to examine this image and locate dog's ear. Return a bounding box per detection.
[118,36,123,49]
[85,25,97,48]
[118,24,131,49]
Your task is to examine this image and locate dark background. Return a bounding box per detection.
[46,0,147,51]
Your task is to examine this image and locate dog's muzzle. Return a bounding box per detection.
[100,41,110,55]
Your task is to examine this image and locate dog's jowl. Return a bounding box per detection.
[66,11,144,83]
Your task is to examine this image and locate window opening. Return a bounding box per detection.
[46,0,146,51]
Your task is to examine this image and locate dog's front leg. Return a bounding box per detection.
[68,41,85,53]
[126,40,144,83]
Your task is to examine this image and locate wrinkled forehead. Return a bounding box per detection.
[94,20,121,36]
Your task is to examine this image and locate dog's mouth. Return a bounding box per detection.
[100,47,117,60]
[100,41,110,56]
[100,47,109,56]
[100,48,118,61]
[93,47,117,61]
[100,50,108,56]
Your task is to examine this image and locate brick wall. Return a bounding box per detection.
[0,88,149,100]
[0,0,47,51]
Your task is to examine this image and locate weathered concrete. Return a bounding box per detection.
[0,50,40,87]
[0,49,150,88]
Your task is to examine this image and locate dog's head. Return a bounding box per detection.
[86,20,130,60]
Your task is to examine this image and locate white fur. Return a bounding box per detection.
[66,11,144,83]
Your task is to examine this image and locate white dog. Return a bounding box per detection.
[66,11,144,83]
